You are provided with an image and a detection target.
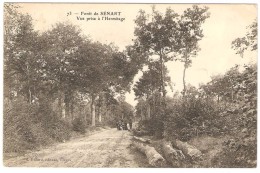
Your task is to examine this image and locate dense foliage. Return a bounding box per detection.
[133,5,210,139]
[4,4,136,153]
[134,6,257,167]
[4,99,71,153]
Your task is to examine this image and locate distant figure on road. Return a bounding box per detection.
[129,118,132,130]
[116,119,123,130]
[116,119,128,130]
[123,121,128,130]
[116,121,120,130]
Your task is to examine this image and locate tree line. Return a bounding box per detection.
[4,4,139,128]
[132,5,210,129]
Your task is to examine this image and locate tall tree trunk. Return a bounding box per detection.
[64,92,70,121]
[59,90,65,119]
[141,102,144,120]
[6,77,12,107]
[182,65,187,98]
[83,106,87,122]
[159,54,166,103]
[58,74,65,118]
[147,102,151,119]
[153,93,156,118]
[231,86,234,101]
[58,90,63,118]
[61,100,66,119]
[58,94,61,116]
[159,52,166,138]
[91,94,96,126]
[183,53,189,99]
[146,95,151,119]
[98,106,102,122]
[28,87,32,104]
[70,102,74,121]
[105,105,108,118]
[26,64,32,104]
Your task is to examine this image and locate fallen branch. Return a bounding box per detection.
[133,136,151,144]
[173,140,202,160]
[161,140,185,167]
[132,141,166,167]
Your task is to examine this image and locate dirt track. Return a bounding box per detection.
[4,128,149,167]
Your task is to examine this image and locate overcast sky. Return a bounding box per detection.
[17,3,257,106]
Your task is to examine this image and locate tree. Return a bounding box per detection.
[177,5,210,97]
[74,41,139,126]
[200,66,240,103]
[109,49,140,92]
[40,23,84,119]
[73,41,109,126]
[232,20,257,58]
[4,4,41,104]
[133,61,171,119]
[134,5,210,106]
[134,6,180,107]
[135,98,146,121]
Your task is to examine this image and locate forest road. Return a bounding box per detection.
[4,128,149,167]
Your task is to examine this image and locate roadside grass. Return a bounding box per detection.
[188,135,228,167]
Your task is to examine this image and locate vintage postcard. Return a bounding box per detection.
[2,3,257,168]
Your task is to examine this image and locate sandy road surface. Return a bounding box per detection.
[4,128,149,167]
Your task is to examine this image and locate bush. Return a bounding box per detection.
[72,117,87,134]
[4,97,72,153]
[4,98,39,152]
[164,95,223,141]
[212,134,256,167]
[212,65,257,167]
[34,102,72,142]
[137,117,164,138]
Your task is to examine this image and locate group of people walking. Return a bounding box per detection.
[116,118,132,130]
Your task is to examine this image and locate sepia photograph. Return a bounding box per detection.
[2,2,257,168]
